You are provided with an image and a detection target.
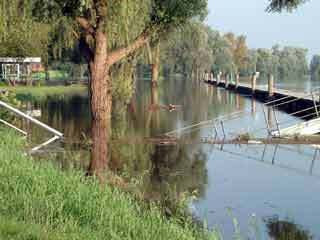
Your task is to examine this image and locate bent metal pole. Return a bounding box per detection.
[0,100,63,138]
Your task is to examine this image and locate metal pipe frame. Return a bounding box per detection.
[0,100,63,152]
[0,119,27,136]
[0,100,63,137]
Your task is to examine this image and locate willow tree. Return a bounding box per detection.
[161,21,213,79]
[267,0,309,12]
[0,0,49,59]
[32,0,207,178]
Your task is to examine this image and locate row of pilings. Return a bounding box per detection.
[203,72,318,121]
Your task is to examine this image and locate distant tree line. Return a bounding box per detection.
[244,45,309,78]
[160,20,310,79]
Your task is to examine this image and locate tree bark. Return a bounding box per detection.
[151,40,160,87]
[107,29,150,66]
[151,82,159,106]
[87,31,112,180]
[76,4,155,180]
[88,75,111,179]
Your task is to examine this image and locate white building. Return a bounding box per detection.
[0,57,42,85]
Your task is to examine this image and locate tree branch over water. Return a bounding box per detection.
[267,0,310,12]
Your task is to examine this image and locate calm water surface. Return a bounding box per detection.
[17,78,320,239]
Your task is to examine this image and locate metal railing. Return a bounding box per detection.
[164,110,249,139]
[0,100,63,152]
[210,144,320,178]
[262,88,320,137]
[165,85,320,141]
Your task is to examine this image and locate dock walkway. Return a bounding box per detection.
[205,78,320,137]
[207,79,314,101]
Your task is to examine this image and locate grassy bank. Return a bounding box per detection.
[32,70,69,81]
[0,129,220,240]
[0,85,87,102]
[0,85,87,96]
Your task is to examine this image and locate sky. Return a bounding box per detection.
[206,0,320,60]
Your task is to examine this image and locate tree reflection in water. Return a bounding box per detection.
[110,82,209,214]
[265,216,313,240]
[148,144,208,215]
[111,117,209,214]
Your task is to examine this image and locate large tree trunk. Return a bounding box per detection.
[146,40,160,87]
[88,71,111,179]
[151,82,159,106]
[87,32,112,181]
[151,40,160,87]
[76,7,150,181]
[146,86,160,132]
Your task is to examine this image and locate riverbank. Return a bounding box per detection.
[0,85,87,100]
[0,129,219,240]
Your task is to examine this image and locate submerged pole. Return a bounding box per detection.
[236,94,240,110]
[217,71,221,85]
[210,72,214,82]
[251,100,256,114]
[268,74,274,97]
[205,72,209,82]
[235,73,240,89]
[251,72,257,94]
[225,73,229,88]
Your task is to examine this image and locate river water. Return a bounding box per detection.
[16,78,320,239]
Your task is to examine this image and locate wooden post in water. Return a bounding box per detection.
[205,72,209,82]
[236,94,240,110]
[235,73,240,89]
[225,73,229,88]
[268,106,273,129]
[251,100,256,115]
[268,74,274,97]
[251,72,258,94]
[217,71,221,85]
[210,72,214,82]
[217,87,221,101]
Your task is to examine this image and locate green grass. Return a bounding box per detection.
[0,85,87,102]
[32,71,70,81]
[1,85,87,95]
[0,129,220,240]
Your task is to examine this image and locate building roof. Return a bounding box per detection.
[0,57,41,63]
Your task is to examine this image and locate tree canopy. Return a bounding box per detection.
[0,0,207,64]
[0,0,50,59]
[267,0,309,12]
[29,0,207,52]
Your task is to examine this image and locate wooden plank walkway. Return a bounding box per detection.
[207,79,316,101]
[206,78,320,137]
